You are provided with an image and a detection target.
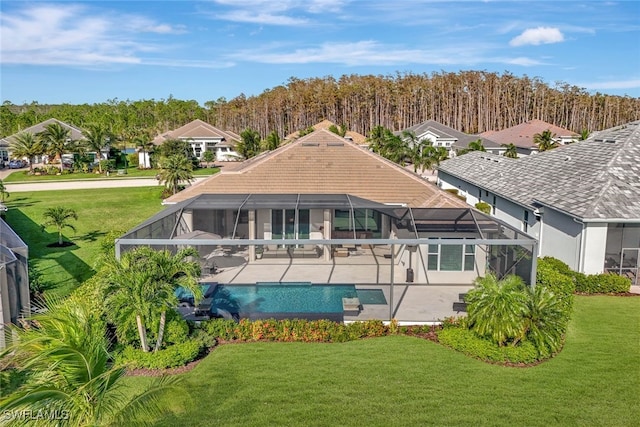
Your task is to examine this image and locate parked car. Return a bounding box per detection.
[8,159,25,169]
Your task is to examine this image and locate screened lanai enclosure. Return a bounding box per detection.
[1,218,30,349]
[117,193,538,287]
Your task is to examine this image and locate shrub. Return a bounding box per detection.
[536,258,575,316]
[444,188,466,201]
[437,327,539,364]
[116,340,203,370]
[474,202,491,214]
[164,317,190,345]
[575,272,631,294]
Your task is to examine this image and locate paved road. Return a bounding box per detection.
[2,173,206,193]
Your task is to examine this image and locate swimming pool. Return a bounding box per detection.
[210,282,358,316]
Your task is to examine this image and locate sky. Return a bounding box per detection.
[1,0,639,105]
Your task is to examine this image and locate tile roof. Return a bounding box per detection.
[151,119,239,146]
[165,128,468,209]
[438,120,640,220]
[284,119,367,144]
[6,118,85,141]
[478,119,577,149]
[403,119,501,149]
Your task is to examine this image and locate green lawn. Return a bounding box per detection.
[2,166,219,183]
[123,296,639,426]
[4,187,165,296]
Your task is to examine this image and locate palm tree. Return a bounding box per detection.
[237,128,262,159]
[100,247,201,352]
[158,154,193,195]
[501,143,518,158]
[263,130,281,151]
[465,274,529,346]
[0,180,9,203]
[38,122,73,172]
[328,124,347,137]
[522,285,566,356]
[8,132,43,172]
[42,206,78,246]
[458,138,486,155]
[134,133,154,169]
[82,124,112,173]
[579,129,590,141]
[143,248,201,351]
[0,298,180,426]
[533,129,559,152]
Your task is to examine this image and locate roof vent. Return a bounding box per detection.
[604,138,617,143]
[564,156,571,161]
[301,142,320,147]
[327,142,344,147]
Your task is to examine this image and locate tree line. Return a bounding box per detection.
[2,71,639,142]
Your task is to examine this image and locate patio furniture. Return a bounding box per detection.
[334,247,350,257]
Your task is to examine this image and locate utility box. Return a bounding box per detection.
[406,268,414,283]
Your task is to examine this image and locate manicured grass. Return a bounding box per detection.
[2,166,219,183]
[123,296,640,426]
[4,187,165,296]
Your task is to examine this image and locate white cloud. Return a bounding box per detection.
[578,79,640,90]
[0,4,185,66]
[510,27,565,46]
[229,40,542,68]
[210,0,348,25]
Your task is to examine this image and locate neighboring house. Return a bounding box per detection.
[0,139,9,166]
[0,218,30,350]
[480,119,578,156]
[5,118,87,165]
[150,119,240,164]
[399,120,503,158]
[118,129,536,307]
[437,120,640,284]
[284,119,368,146]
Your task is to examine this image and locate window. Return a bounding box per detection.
[523,210,529,233]
[428,241,475,271]
[492,196,497,214]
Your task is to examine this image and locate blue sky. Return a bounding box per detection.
[1,0,639,105]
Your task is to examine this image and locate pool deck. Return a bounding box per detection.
[202,255,473,323]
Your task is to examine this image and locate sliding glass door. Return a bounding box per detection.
[271,209,310,242]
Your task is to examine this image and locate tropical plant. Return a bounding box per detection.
[8,131,43,172]
[533,129,559,151]
[457,139,486,155]
[100,247,202,352]
[237,128,262,159]
[263,130,281,151]
[522,285,566,356]
[134,133,155,169]
[82,124,112,173]
[201,150,215,167]
[158,138,191,160]
[158,154,193,195]
[42,206,78,245]
[579,129,590,141]
[0,180,9,203]
[38,122,74,172]
[328,124,347,137]
[474,201,491,214]
[465,274,529,346]
[0,298,180,426]
[501,143,518,158]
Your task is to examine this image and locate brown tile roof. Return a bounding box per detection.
[284,119,367,144]
[151,119,239,146]
[7,118,85,141]
[479,119,577,148]
[165,129,467,208]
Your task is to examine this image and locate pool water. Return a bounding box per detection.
[210,282,359,315]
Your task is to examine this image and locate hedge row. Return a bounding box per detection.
[538,256,631,294]
[199,318,389,343]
